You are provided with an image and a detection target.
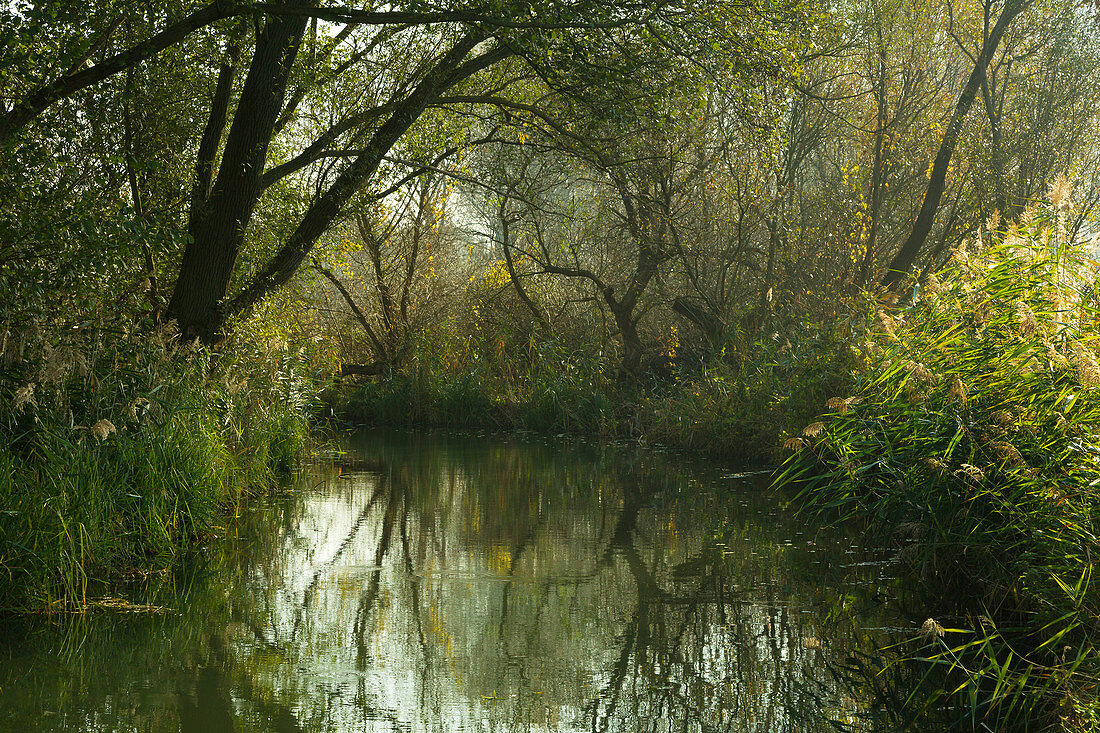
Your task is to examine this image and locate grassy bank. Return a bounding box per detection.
[0,320,318,613]
[325,323,854,462]
[776,205,1100,730]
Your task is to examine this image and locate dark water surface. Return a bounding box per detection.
[0,430,905,732]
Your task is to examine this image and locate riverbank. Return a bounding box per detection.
[324,322,853,464]
[779,212,1100,730]
[0,322,317,613]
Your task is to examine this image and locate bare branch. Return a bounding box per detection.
[312,258,388,359]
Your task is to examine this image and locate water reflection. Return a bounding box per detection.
[0,430,899,732]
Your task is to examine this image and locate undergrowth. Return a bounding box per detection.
[775,199,1100,730]
[637,321,855,458]
[0,318,319,613]
[329,324,851,461]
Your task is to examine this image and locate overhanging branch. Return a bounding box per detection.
[256,2,667,30]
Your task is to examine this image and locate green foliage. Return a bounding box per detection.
[775,201,1100,729]
[514,343,616,433]
[331,331,618,434]
[331,312,856,462]
[0,319,319,612]
[638,321,857,460]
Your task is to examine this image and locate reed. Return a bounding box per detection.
[0,319,318,612]
[774,198,1100,729]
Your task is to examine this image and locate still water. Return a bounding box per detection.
[0,430,904,732]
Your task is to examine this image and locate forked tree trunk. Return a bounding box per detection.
[220,34,499,334]
[166,18,499,343]
[167,7,308,341]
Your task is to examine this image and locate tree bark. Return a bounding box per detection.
[189,41,240,224]
[167,5,309,342]
[671,297,721,346]
[611,301,645,379]
[881,0,1031,289]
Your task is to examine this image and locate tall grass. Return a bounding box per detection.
[0,318,318,612]
[637,321,856,459]
[775,199,1100,729]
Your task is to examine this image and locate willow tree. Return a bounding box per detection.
[458,6,818,379]
[4,0,810,344]
[881,0,1033,288]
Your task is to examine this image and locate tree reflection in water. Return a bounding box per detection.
[0,430,902,732]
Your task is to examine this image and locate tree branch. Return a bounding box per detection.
[260,104,397,188]
[255,2,665,30]
[189,40,240,222]
[1,0,643,142]
[225,35,509,323]
[881,0,1033,288]
[312,258,387,359]
[0,2,241,141]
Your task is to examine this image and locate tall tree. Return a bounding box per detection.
[881,0,1033,288]
[0,0,686,340]
[167,3,310,341]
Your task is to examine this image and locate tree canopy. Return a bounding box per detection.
[1,0,817,344]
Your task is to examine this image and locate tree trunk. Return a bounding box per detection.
[167,7,308,341]
[189,41,239,223]
[859,42,888,287]
[980,70,1010,217]
[312,260,388,361]
[123,67,159,312]
[672,297,722,347]
[499,203,549,333]
[357,214,398,340]
[881,0,1031,289]
[222,35,501,327]
[612,302,645,380]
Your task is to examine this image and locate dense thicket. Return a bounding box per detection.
[4,0,1096,369]
[305,0,1100,385]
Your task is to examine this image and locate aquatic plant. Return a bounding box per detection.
[0,315,320,612]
